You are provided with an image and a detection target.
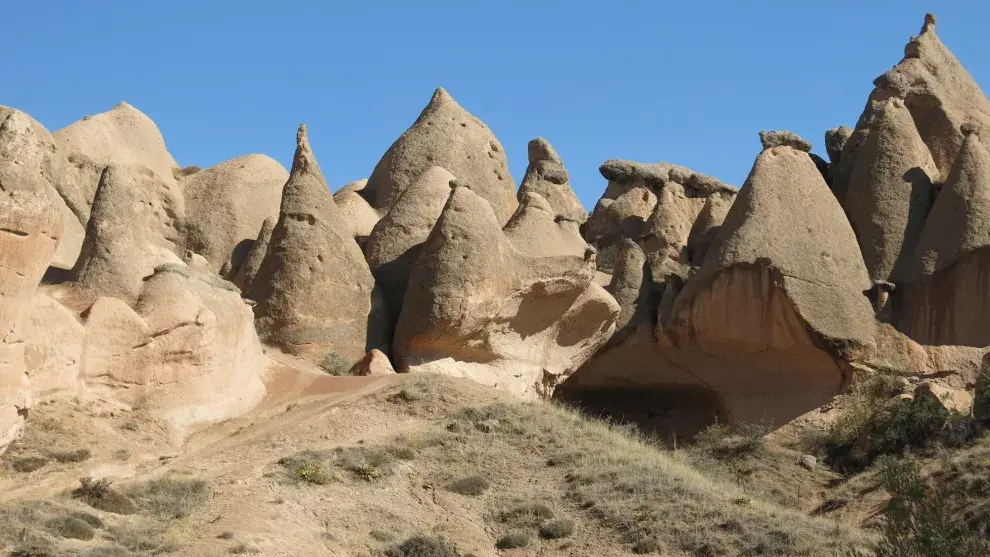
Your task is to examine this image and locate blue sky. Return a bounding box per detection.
[5,1,988,209]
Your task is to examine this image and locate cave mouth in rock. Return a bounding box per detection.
[554,384,728,443]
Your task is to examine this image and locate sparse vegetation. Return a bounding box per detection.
[447,474,489,496]
[218,531,235,540]
[538,517,575,539]
[11,456,48,473]
[371,529,396,542]
[120,420,139,431]
[45,515,95,540]
[336,446,396,481]
[72,477,137,515]
[278,450,333,485]
[693,421,768,458]
[385,534,459,557]
[122,474,210,519]
[495,530,532,549]
[51,448,91,463]
[228,542,260,554]
[318,351,354,376]
[498,501,555,528]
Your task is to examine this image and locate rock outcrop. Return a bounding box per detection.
[365,166,456,320]
[231,217,275,292]
[249,125,389,364]
[517,138,586,224]
[333,179,381,246]
[70,164,185,305]
[182,155,288,276]
[394,183,619,398]
[364,88,517,224]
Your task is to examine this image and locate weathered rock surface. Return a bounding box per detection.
[517,138,586,224]
[900,125,990,345]
[686,191,734,265]
[365,166,456,320]
[349,349,396,376]
[394,184,619,398]
[231,217,275,292]
[364,88,517,224]
[70,164,185,305]
[913,380,973,414]
[844,98,938,285]
[24,293,85,400]
[333,179,380,244]
[249,125,389,363]
[182,154,288,276]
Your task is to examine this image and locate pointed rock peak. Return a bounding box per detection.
[114,101,134,110]
[922,13,936,34]
[528,138,562,165]
[431,86,454,105]
[760,130,812,152]
[422,87,465,117]
[288,123,325,183]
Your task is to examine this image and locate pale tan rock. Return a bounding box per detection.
[686,191,734,265]
[834,14,990,199]
[365,166,456,319]
[80,296,150,389]
[913,380,973,414]
[364,88,517,224]
[503,191,587,259]
[394,184,619,398]
[517,138,586,224]
[182,154,287,275]
[844,98,938,283]
[231,218,274,292]
[70,164,184,305]
[333,179,380,243]
[249,125,389,363]
[54,102,180,207]
[24,293,84,400]
[584,187,656,247]
[349,349,396,376]
[641,183,706,279]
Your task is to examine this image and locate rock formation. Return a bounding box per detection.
[182,154,288,275]
[333,179,381,246]
[364,88,517,224]
[231,217,275,292]
[70,164,185,305]
[517,138,586,224]
[365,166,456,320]
[394,183,619,397]
[249,125,389,363]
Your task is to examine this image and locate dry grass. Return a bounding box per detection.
[122,473,210,519]
[318,351,354,376]
[385,535,459,557]
[10,456,48,473]
[495,530,532,549]
[50,448,91,463]
[72,477,137,515]
[446,474,489,496]
[538,517,575,539]
[278,450,333,485]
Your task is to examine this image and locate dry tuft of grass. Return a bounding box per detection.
[318,351,354,376]
[385,534,459,557]
[122,473,210,519]
[447,474,489,496]
[495,530,532,549]
[45,515,95,540]
[278,450,333,485]
[336,446,397,481]
[228,542,260,554]
[72,477,137,515]
[538,517,575,539]
[11,456,49,473]
[499,501,555,528]
[51,448,91,463]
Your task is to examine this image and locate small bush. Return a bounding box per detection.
[124,474,210,519]
[278,450,332,484]
[337,446,395,481]
[229,543,259,554]
[871,456,990,557]
[495,530,532,550]
[693,421,766,458]
[318,351,353,376]
[539,518,575,539]
[45,515,96,540]
[447,475,489,496]
[296,461,332,485]
[218,531,235,540]
[120,420,139,431]
[974,365,990,424]
[499,502,554,528]
[385,534,459,557]
[70,511,103,528]
[11,456,48,473]
[51,448,92,463]
[371,529,396,542]
[72,477,137,515]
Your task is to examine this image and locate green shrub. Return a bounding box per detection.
[495,530,532,549]
[385,535,459,557]
[45,515,95,540]
[72,477,137,515]
[693,421,766,458]
[870,456,990,557]
[974,364,990,424]
[447,475,489,496]
[318,351,353,376]
[278,451,333,485]
[539,517,575,539]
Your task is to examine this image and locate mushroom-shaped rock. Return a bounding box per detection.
[833,14,990,198]
[182,154,288,276]
[249,125,389,363]
[585,187,656,247]
[231,217,275,292]
[665,138,875,424]
[70,164,185,305]
[517,138,586,223]
[0,107,86,270]
[364,88,517,224]
[333,179,380,244]
[0,169,63,454]
[760,130,812,152]
[901,125,990,345]
[844,98,938,284]
[393,184,619,398]
[365,166,456,320]
[54,102,181,209]
[825,126,853,166]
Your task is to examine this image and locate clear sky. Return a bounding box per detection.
[5,1,988,209]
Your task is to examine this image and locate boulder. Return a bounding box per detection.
[333,179,380,244]
[760,130,812,152]
[249,125,389,363]
[900,125,990,345]
[394,184,619,398]
[833,14,990,200]
[70,164,185,305]
[365,166,456,320]
[182,154,288,275]
[844,99,938,285]
[825,126,853,166]
[364,87,517,224]
[913,381,973,414]
[231,217,275,292]
[349,349,396,376]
